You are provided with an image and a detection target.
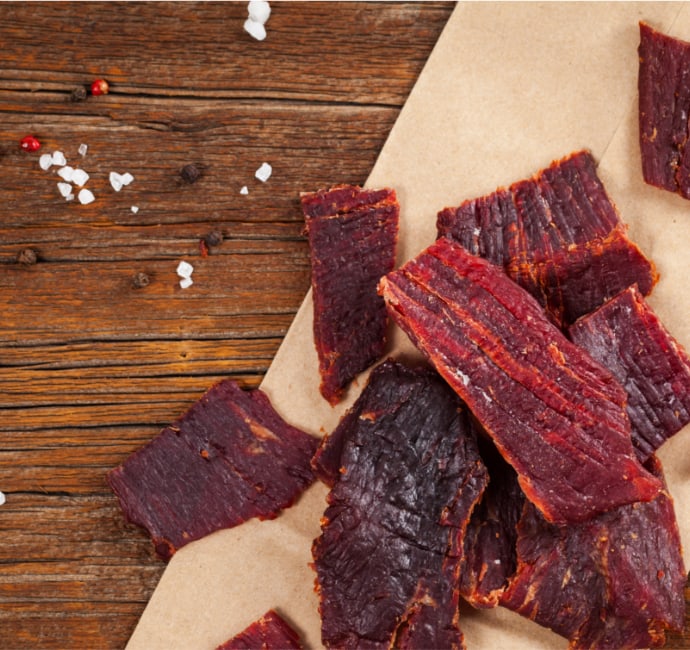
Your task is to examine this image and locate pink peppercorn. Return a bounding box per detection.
[90,79,110,96]
[20,135,41,152]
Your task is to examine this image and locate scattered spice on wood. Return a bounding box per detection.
[216,610,303,650]
[16,248,37,265]
[132,272,150,289]
[180,163,202,184]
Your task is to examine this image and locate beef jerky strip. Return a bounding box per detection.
[312,359,488,649]
[569,285,690,463]
[436,150,657,327]
[302,185,399,405]
[500,455,685,650]
[216,610,303,650]
[107,379,319,561]
[379,237,662,524]
[639,22,690,199]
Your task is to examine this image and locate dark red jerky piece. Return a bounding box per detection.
[379,238,662,525]
[459,438,524,608]
[437,150,657,327]
[302,185,399,405]
[312,359,488,649]
[216,610,303,650]
[639,22,690,198]
[107,380,319,561]
[569,285,690,463]
[500,455,685,650]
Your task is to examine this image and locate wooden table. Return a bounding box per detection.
[1,3,688,649]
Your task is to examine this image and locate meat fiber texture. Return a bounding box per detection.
[500,455,686,650]
[216,609,303,650]
[107,379,319,561]
[378,237,663,525]
[311,359,488,649]
[302,185,399,405]
[569,285,690,463]
[436,150,657,327]
[639,21,690,199]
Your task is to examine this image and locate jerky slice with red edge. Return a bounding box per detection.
[500,455,686,650]
[569,285,690,463]
[216,609,303,650]
[379,237,662,525]
[312,359,488,649]
[302,185,399,405]
[107,379,319,561]
[436,150,657,327]
[639,22,690,199]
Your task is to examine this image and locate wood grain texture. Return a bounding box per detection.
[0,3,452,648]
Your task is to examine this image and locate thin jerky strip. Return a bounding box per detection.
[216,610,303,650]
[569,285,690,462]
[500,455,685,650]
[379,238,662,524]
[312,360,488,649]
[639,22,690,198]
[107,380,319,560]
[437,150,657,326]
[302,185,399,405]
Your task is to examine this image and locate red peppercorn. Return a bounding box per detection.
[20,135,41,152]
[90,78,110,96]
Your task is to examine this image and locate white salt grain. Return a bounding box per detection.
[109,172,123,192]
[66,193,75,202]
[52,151,67,167]
[131,206,139,214]
[57,165,75,182]
[244,18,266,41]
[255,162,272,182]
[179,276,194,289]
[39,153,53,171]
[120,172,134,186]
[0,491,6,506]
[176,260,194,279]
[78,188,95,205]
[57,181,73,198]
[78,143,88,157]
[240,185,249,195]
[71,168,90,187]
[248,0,271,24]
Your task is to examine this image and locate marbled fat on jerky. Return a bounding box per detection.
[569,285,690,462]
[302,185,399,405]
[216,610,303,650]
[500,456,685,650]
[436,150,657,326]
[379,238,662,525]
[312,360,488,649]
[107,380,319,560]
[639,21,690,199]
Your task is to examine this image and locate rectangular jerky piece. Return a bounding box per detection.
[500,455,686,650]
[216,610,303,650]
[436,150,657,327]
[302,185,399,405]
[379,237,662,524]
[107,379,319,561]
[312,359,488,649]
[639,21,690,199]
[569,285,690,462]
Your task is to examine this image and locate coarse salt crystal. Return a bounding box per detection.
[131,206,139,214]
[176,260,194,279]
[52,151,67,167]
[0,491,6,506]
[78,188,95,205]
[39,153,53,170]
[66,193,75,202]
[120,172,134,186]
[179,276,194,290]
[57,181,73,198]
[109,172,123,192]
[71,168,90,187]
[255,162,272,182]
[78,143,88,157]
[248,0,271,24]
[240,185,249,195]
[244,18,266,41]
[57,165,74,182]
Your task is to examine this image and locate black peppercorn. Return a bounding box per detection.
[204,230,224,248]
[70,85,88,102]
[132,272,150,288]
[17,248,38,265]
[180,163,202,184]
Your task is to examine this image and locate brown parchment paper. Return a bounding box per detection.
[127,3,690,649]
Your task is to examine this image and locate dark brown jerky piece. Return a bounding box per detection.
[459,437,524,608]
[500,455,686,650]
[216,610,303,650]
[436,150,657,327]
[379,237,662,524]
[639,22,690,198]
[107,380,319,561]
[312,359,488,649]
[302,185,399,405]
[569,285,690,463]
